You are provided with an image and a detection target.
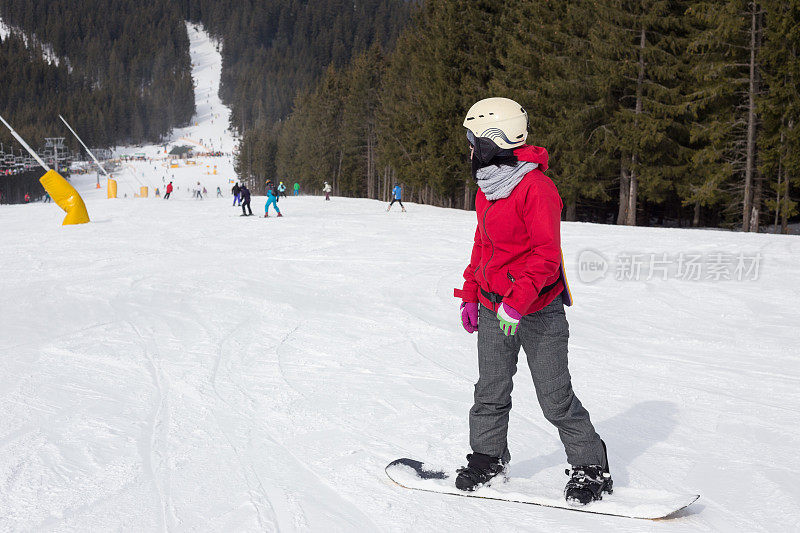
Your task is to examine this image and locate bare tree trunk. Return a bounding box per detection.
[335,149,343,196]
[781,177,790,234]
[366,131,373,199]
[383,166,388,202]
[774,129,783,233]
[625,25,647,227]
[693,200,701,227]
[464,175,470,210]
[627,158,638,226]
[617,162,629,225]
[782,121,792,234]
[752,169,763,232]
[743,2,761,232]
[566,198,577,221]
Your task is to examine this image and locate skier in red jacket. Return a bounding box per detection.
[164,182,173,199]
[453,97,611,505]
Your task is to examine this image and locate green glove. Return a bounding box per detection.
[497,302,522,336]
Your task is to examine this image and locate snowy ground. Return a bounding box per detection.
[109,22,236,200]
[2,23,800,533]
[2,193,798,532]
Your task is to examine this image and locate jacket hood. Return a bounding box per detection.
[513,145,549,172]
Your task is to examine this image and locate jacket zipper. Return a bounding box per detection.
[481,201,496,286]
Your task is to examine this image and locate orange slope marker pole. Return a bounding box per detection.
[0,114,89,225]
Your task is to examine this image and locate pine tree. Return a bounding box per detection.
[378,0,505,208]
[492,0,614,221]
[758,0,800,233]
[339,43,384,198]
[587,0,690,226]
[687,0,765,230]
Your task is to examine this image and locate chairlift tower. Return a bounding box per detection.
[45,137,66,172]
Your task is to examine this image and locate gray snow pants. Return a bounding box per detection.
[469,295,606,468]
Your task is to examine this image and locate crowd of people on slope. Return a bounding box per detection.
[7,173,407,215]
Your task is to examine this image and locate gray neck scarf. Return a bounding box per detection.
[475,161,538,201]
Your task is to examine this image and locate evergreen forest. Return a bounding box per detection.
[246,0,800,232]
[0,0,195,150]
[2,0,798,231]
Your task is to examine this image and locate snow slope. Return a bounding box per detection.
[2,194,799,532]
[2,22,800,533]
[107,22,237,200]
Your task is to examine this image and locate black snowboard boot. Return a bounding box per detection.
[455,453,507,492]
[564,440,613,505]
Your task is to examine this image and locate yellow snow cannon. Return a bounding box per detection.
[39,169,91,225]
[0,113,90,226]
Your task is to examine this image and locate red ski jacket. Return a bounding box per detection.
[455,145,572,315]
[166,183,173,193]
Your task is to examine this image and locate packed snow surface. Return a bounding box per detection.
[2,23,800,533]
[3,199,799,532]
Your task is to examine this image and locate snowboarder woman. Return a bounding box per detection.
[453,97,611,505]
[323,181,332,201]
[387,184,405,212]
[240,184,252,216]
[264,179,282,217]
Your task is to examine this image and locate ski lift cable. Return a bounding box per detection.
[0,113,50,171]
[59,114,109,177]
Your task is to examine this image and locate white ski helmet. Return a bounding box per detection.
[463,97,528,154]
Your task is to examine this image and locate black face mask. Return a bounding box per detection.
[468,130,517,179]
[467,130,504,164]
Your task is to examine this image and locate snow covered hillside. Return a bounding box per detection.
[108,22,236,200]
[2,22,800,533]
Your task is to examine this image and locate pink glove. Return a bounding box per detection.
[460,302,479,333]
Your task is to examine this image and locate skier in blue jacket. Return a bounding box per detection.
[264,179,283,217]
[387,184,406,212]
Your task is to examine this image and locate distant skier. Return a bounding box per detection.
[232,183,241,205]
[155,188,161,197]
[165,182,173,199]
[293,182,300,196]
[216,186,222,198]
[278,181,287,198]
[453,97,610,505]
[264,179,282,217]
[323,181,332,201]
[240,184,252,216]
[387,184,405,212]
[43,192,51,203]
[195,182,204,199]
[24,192,30,203]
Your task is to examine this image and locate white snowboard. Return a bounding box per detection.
[386,458,699,520]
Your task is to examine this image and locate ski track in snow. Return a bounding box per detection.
[1,21,799,533]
